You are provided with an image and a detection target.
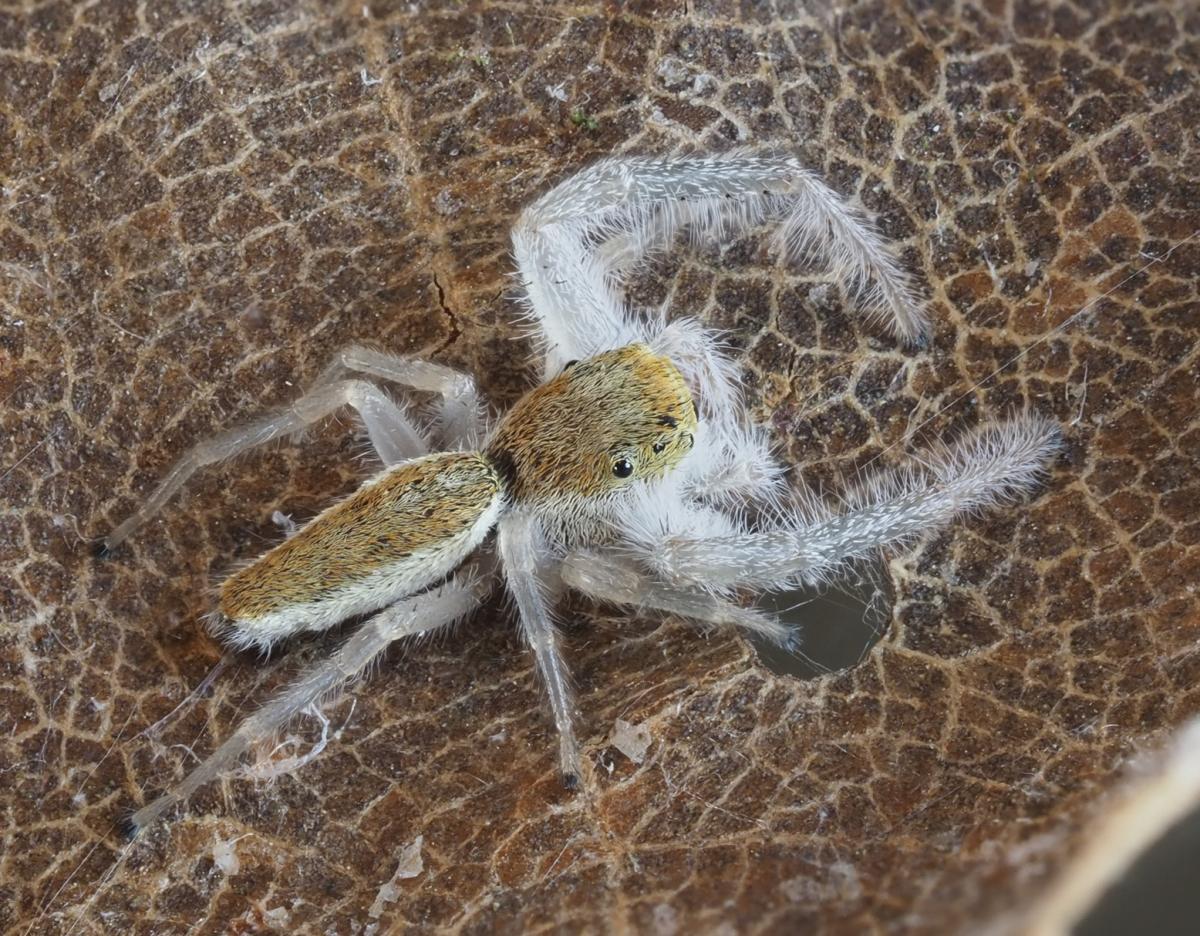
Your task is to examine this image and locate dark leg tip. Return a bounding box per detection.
[92,539,113,560]
[561,771,580,791]
[117,814,140,841]
[908,330,931,352]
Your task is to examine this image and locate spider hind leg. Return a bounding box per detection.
[128,575,485,835]
[100,378,428,553]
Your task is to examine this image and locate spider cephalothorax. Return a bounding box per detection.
[486,344,698,510]
[99,152,1059,834]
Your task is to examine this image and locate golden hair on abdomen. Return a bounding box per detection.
[220,452,500,621]
[485,344,697,506]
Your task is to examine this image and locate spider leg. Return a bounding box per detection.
[514,152,926,371]
[560,549,797,649]
[311,345,484,449]
[621,415,1061,592]
[511,208,635,377]
[497,511,582,787]
[127,570,489,835]
[101,378,426,552]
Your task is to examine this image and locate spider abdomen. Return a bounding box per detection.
[216,451,502,651]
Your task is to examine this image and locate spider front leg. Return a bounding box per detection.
[513,152,927,377]
[621,416,1062,592]
[497,511,582,787]
[99,378,427,553]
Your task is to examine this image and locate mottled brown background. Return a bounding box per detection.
[2,0,1198,933]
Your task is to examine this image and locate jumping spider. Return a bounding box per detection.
[100,152,1059,834]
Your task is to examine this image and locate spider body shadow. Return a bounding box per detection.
[99,152,1061,834]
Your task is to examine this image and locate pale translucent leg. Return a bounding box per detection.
[127,571,488,835]
[512,152,927,374]
[312,345,484,449]
[560,550,797,649]
[101,379,425,553]
[620,416,1062,592]
[497,511,582,787]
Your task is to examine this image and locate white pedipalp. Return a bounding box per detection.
[677,417,788,511]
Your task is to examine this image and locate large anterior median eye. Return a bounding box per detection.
[652,440,666,454]
[612,458,634,478]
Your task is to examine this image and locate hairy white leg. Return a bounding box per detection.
[127,572,487,835]
[516,152,927,352]
[101,379,426,552]
[560,549,797,649]
[313,345,484,449]
[622,415,1062,591]
[511,214,637,376]
[497,511,582,787]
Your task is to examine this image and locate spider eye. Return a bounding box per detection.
[652,440,666,454]
[612,458,634,478]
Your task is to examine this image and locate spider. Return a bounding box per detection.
[100,152,1060,835]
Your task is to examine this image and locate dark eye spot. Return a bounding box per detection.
[563,359,579,370]
[656,414,678,428]
[652,440,666,454]
[612,458,634,478]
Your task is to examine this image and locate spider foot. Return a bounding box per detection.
[117,811,141,841]
[907,329,931,351]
